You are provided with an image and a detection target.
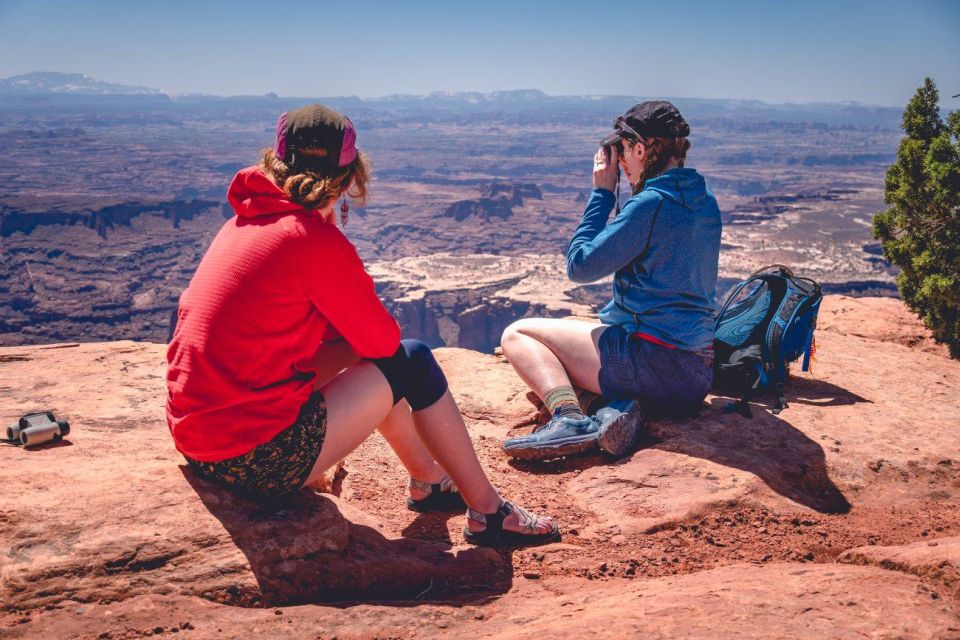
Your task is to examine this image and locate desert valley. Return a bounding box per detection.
[2,74,958,639]
[0,76,901,350]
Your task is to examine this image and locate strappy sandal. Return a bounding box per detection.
[406,475,467,512]
[463,501,561,547]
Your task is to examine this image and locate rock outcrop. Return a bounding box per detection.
[478,182,543,205]
[442,198,514,221]
[840,537,960,600]
[1,296,959,638]
[442,183,543,221]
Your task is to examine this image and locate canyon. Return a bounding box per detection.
[0,92,902,350]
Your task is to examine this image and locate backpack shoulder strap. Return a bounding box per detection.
[749,264,794,278]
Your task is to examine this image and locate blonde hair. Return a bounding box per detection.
[260,148,371,210]
[630,136,691,194]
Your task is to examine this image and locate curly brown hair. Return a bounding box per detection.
[260,148,371,210]
[629,136,691,194]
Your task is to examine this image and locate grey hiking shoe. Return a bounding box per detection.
[503,413,599,461]
[595,399,645,457]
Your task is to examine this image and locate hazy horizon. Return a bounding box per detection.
[1,0,958,108]
[0,71,923,108]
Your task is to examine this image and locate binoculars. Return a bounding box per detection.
[5,411,70,447]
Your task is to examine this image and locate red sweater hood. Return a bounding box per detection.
[227,166,306,218]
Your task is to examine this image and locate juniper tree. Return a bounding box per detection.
[873,78,960,357]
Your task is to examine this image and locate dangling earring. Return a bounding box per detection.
[339,199,349,229]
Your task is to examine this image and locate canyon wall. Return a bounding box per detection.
[0,204,597,351]
[0,201,899,350]
[0,200,226,345]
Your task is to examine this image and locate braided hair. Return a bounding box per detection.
[630,136,691,195]
[260,148,370,210]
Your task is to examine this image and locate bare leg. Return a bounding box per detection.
[501,318,606,399]
[304,362,554,535]
[410,390,552,534]
[306,361,396,477]
[377,400,447,499]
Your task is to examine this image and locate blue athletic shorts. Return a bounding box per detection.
[597,325,713,414]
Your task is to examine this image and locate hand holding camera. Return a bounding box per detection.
[593,144,619,192]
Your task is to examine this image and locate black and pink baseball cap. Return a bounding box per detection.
[274,104,358,174]
[600,100,690,147]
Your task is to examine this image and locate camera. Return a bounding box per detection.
[602,141,624,159]
[597,144,623,215]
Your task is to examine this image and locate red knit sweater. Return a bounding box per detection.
[166,166,401,461]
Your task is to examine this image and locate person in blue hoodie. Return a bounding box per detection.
[501,101,721,461]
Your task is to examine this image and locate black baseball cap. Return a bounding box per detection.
[601,100,690,147]
[274,104,358,174]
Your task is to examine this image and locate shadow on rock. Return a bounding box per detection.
[506,450,617,475]
[650,398,851,514]
[401,510,459,543]
[181,467,512,606]
[784,376,872,408]
[2,438,75,451]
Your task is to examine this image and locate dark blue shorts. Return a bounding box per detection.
[598,325,713,414]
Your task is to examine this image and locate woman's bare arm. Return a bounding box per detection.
[307,339,361,390]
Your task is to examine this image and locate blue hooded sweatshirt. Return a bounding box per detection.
[566,167,722,351]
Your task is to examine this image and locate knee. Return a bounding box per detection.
[372,339,449,411]
[400,338,435,371]
[501,318,535,349]
[400,339,448,410]
[400,340,440,378]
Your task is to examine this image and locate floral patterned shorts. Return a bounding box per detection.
[185,391,327,503]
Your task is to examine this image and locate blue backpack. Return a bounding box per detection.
[713,265,822,417]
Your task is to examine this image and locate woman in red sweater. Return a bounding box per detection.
[167,104,556,546]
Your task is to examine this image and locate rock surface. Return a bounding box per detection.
[840,536,960,599]
[2,295,959,638]
[9,565,958,640]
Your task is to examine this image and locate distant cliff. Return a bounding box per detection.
[442,198,513,221]
[0,199,223,238]
[442,182,543,221]
[0,200,227,346]
[478,182,543,205]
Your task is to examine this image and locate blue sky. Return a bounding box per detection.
[0,0,957,105]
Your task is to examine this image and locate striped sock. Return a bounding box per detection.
[543,386,584,419]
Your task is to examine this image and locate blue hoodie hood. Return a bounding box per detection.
[643,167,709,211]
